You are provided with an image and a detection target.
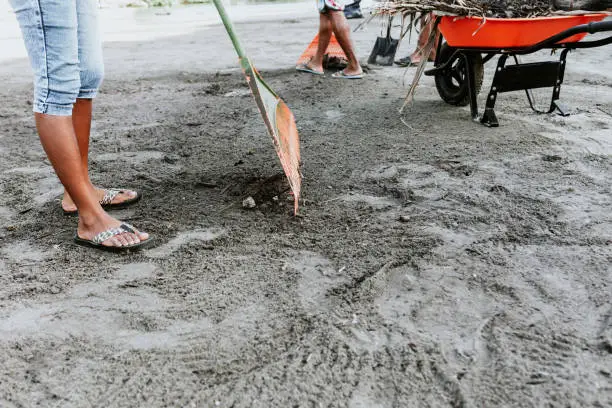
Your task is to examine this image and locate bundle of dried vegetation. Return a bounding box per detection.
[372,0,611,19]
[373,0,552,18]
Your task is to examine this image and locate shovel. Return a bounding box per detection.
[212,0,302,215]
[367,15,399,66]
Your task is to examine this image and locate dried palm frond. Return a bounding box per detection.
[373,0,556,18]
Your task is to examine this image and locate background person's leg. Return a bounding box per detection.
[328,10,362,75]
[410,13,438,64]
[308,12,332,73]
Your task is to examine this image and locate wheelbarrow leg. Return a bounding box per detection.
[480,55,506,127]
[461,52,480,123]
[550,49,570,117]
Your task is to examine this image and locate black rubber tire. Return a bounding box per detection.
[434,43,484,107]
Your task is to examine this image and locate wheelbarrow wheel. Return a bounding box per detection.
[434,43,483,107]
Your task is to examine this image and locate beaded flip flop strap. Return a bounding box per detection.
[100,189,121,206]
[92,226,125,245]
[92,223,137,245]
[120,223,136,233]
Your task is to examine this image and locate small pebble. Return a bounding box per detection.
[399,215,410,223]
[242,196,256,209]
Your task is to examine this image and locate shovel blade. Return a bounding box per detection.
[242,58,302,214]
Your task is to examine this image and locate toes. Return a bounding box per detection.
[61,200,77,212]
[118,230,145,246]
[124,232,139,246]
[112,189,138,205]
[122,233,134,246]
[103,236,123,248]
[128,226,149,242]
[100,232,142,248]
[119,190,137,200]
[85,222,149,249]
[116,234,130,247]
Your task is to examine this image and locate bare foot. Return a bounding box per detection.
[297,60,324,75]
[408,52,435,66]
[77,211,149,248]
[342,67,363,76]
[62,188,138,213]
[341,61,363,77]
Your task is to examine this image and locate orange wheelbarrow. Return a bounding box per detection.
[423,14,612,127]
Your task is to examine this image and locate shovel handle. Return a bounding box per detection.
[212,0,247,60]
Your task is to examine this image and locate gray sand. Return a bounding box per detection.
[0,8,611,408]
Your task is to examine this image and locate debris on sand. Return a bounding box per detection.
[242,196,256,209]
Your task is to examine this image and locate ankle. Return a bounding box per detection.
[311,57,324,67]
[347,62,361,72]
[78,208,107,227]
[63,182,96,200]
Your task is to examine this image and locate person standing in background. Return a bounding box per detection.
[296,0,364,79]
[395,13,440,67]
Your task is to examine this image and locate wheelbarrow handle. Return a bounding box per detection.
[584,20,612,34]
[515,19,612,54]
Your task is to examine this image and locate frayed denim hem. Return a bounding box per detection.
[33,102,74,116]
[78,88,98,99]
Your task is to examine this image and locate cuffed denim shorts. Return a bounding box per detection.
[10,0,104,116]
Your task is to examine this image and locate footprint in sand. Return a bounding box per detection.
[0,262,212,350]
[0,206,15,224]
[95,150,165,164]
[0,263,163,343]
[145,228,225,259]
[1,240,54,264]
[287,251,350,316]
[4,166,62,206]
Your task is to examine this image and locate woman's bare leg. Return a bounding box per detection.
[61,99,138,213]
[36,113,148,247]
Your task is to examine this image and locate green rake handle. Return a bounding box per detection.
[212,0,247,60]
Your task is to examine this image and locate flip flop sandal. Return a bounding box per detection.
[394,56,413,67]
[296,63,324,76]
[63,189,142,216]
[74,223,152,253]
[396,56,424,67]
[331,70,364,79]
